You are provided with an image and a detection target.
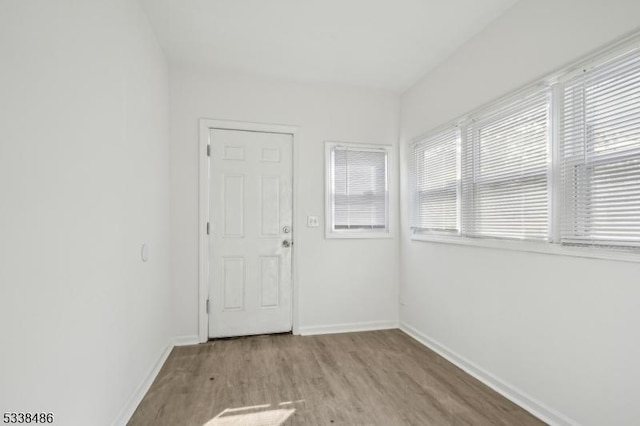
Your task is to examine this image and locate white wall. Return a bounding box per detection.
[400,1,640,425]
[170,66,399,337]
[0,1,172,425]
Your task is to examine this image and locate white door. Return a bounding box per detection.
[208,128,293,338]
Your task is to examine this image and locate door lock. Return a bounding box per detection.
[282,225,291,233]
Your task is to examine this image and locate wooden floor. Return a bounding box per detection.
[128,329,545,426]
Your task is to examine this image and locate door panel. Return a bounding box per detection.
[259,256,280,308]
[222,257,244,311]
[209,129,293,338]
[259,176,280,237]
[223,175,244,238]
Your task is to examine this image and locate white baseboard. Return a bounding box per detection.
[172,335,200,346]
[399,322,578,426]
[111,334,201,425]
[298,320,398,336]
[111,340,174,426]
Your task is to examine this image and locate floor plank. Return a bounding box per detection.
[128,330,545,426]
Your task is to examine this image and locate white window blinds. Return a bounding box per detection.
[330,146,389,232]
[561,48,640,247]
[463,92,550,240]
[410,38,640,255]
[412,128,459,233]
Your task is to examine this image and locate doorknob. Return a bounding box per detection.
[282,239,292,248]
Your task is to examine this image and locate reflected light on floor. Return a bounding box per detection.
[203,402,300,426]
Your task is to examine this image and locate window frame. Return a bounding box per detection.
[411,127,461,236]
[325,141,393,239]
[559,52,640,249]
[462,91,552,241]
[409,34,640,263]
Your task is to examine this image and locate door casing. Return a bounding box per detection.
[199,119,299,342]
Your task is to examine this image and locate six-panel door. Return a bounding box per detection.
[208,129,293,338]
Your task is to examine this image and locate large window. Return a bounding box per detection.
[463,92,550,241]
[561,49,640,248]
[411,40,640,255]
[326,142,391,238]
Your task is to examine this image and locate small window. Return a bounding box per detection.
[325,142,391,238]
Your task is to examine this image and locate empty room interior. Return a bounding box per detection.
[3,0,640,425]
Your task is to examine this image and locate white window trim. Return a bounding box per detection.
[410,231,640,263]
[325,141,393,239]
[408,31,640,264]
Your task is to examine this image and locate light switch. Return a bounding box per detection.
[307,216,319,227]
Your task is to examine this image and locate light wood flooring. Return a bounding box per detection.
[128,329,545,425]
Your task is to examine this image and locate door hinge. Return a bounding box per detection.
[206,299,210,314]
[207,145,211,157]
[206,222,210,235]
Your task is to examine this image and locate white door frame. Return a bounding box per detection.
[199,119,299,343]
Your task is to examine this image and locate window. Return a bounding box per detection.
[561,48,640,248]
[326,142,390,238]
[412,91,550,242]
[463,92,550,241]
[412,128,459,233]
[410,37,640,257]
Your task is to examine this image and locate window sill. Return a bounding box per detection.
[410,232,640,264]
[326,230,392,239]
